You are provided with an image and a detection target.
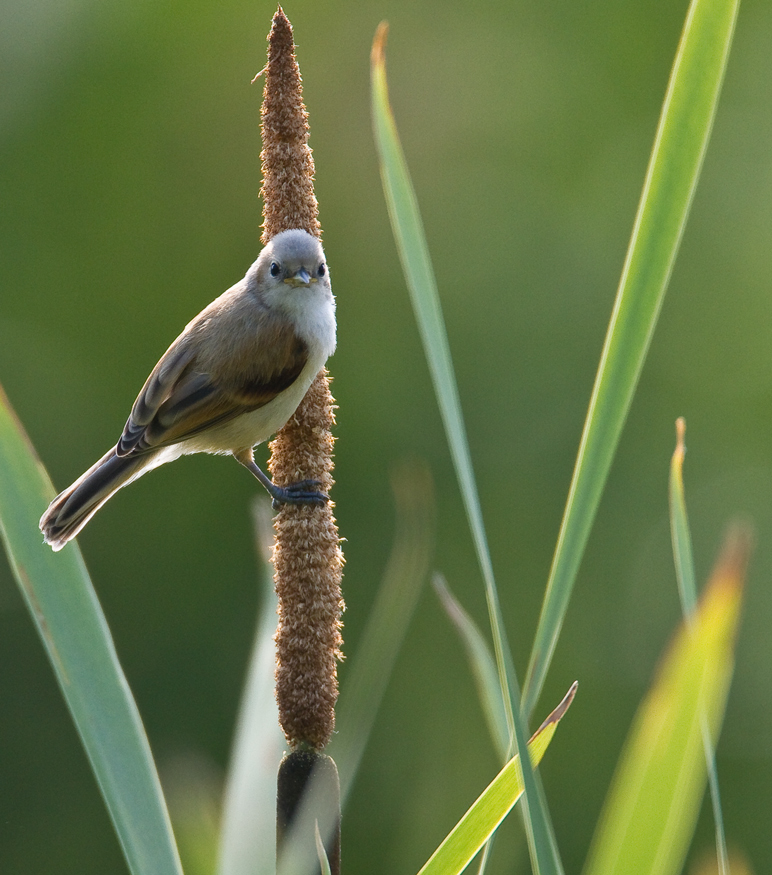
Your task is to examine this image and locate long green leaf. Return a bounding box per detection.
[0,385,183,875]
[371,23,564,875]
[669,419,730,875]
[523,0,741,716]
[583,530,746,875]
[418,684,576,875]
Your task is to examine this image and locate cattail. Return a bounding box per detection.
[260,2,344,755]
[259,7,343,872]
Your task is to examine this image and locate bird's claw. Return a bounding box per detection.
[270,479,329,510]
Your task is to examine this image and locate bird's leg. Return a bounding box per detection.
[235,451,328,510]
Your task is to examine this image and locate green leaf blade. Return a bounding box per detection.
[523,0,741,716]
[0,386,183,875]
[369,23,501,628]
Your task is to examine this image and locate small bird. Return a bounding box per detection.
[40,228,336,551]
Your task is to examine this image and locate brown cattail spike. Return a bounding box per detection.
[260,6,344,751]
[270,372,344,749]
[260,7,321,242]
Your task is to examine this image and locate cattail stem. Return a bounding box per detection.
[277,751,341,875]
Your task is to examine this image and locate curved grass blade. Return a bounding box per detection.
[332,461,434,802]
[523,0,741,716]
[217,502,285,875]
[433,573,510,762]
[371,24,565,875]
[583,530,747,875]
[417,683,577,875]
[0,384,183,875]
[669,419,730,875]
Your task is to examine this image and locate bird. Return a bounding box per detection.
[40,228,336,552]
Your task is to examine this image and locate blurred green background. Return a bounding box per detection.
[2,0,771,872]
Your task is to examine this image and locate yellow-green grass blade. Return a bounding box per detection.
[523,0,741,716]
[669,419,730,875]
[0,385,183,875]
[433,573,510,763]
[417,683,577,875]
[583,530,747,875]
[371,24,563,875]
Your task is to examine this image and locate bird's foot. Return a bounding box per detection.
[270,479,329,510]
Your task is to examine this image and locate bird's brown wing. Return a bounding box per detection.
[117,342,195,455]
[116,334,308,457]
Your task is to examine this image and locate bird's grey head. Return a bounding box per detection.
[252,229,330,293]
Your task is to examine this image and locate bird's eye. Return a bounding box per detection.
[318,262,326,277]
[270,261,281,277]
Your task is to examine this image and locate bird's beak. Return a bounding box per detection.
[284,268,316,287]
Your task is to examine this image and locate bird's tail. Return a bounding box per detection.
[40,448,148,551]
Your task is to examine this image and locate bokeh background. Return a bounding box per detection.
[2,0,772,872]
